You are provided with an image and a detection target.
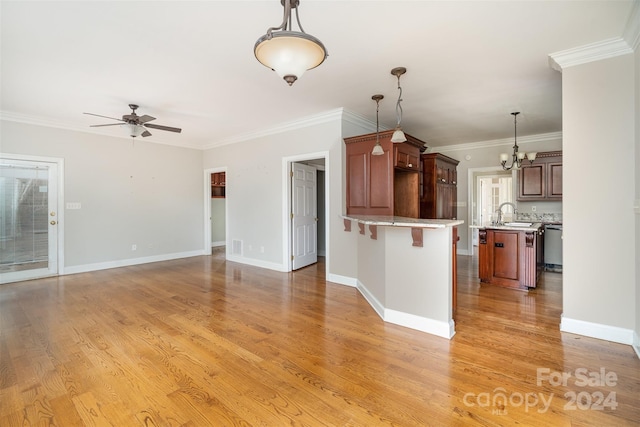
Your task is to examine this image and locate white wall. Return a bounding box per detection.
[634,43,640,355]
[1,121,204,271]
[201,110,372,280]
[562,53,636,341]
[211,198,225,246]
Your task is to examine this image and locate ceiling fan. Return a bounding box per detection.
[83,104,182,138]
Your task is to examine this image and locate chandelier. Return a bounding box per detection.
[500,112,536,170]
[254,0,328,86]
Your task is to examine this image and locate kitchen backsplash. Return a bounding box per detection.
[516,212,562,223]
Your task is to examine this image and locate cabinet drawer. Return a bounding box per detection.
[394,145,419,171]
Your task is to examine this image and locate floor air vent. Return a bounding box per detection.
[231,239,242,256]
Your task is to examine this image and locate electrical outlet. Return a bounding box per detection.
[131,244,137,251]
[531,206,537,212]
[260,246,265,253]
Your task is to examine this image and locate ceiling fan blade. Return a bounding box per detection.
[90,123,126,127]
[83,112,124,122]
[141,130,152,137]
[138,115,156,124]
[144,123,182,133]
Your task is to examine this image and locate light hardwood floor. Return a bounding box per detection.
[1,252,639,426]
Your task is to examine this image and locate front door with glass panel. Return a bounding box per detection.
[0,158,59,283]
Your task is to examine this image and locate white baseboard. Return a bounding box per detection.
[633,331,640,360]
[225,254,287,272]
[356,280,454,340]
[560,315,634,345]
[385,309,456,339]
[211,241,225,247]
[457,248,471,256]
[357,280,385,319]
[326,273,357,287]
[64,250,205,275]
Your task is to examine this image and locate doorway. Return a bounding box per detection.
[284,153,328,272]
[467,167,514,255]
[0,155,63,283]
[203,167,227,256]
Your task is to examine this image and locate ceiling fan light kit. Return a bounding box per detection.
[84,104,182,139]
[254,0,327,86]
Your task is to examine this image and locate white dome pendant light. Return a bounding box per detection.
[254,0,328,86]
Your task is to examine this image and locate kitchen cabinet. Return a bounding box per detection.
[421,153,459,219]
[478,225,544,290]
[211,172,226,198]
[517,151,562,201]
[344,130,426,218]
[394,144,420,171]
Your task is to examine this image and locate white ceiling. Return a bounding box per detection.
[1,1,636,150]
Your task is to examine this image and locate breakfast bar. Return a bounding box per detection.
[342,215,463,339]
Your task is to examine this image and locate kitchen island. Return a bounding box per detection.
[471,222,544,290]
[341,215,463,339]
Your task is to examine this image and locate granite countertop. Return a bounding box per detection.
[341,214,464,228]
[469,222,543,231]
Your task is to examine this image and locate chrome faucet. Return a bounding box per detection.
[496,202,517,225]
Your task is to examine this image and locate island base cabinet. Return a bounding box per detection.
[478,229,541,291]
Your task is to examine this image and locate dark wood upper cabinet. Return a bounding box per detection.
[420,153,459,219]
[517,151,562,201]
[211,172,226,198]
[344,130,426,218]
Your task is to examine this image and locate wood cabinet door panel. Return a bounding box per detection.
[517,151,562,201]
[347,152,368,208]
[519,165,544,198]
[394,144,420,171]
[548,163,562,198]
[436,163,448,184]
[493,231,519,280]
[421,153,459,219]
[369,150,393,208]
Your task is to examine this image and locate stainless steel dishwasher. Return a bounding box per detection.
[544,224,563,272]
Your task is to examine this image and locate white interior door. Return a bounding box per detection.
[0,158,59,284]
[291,162,317,270]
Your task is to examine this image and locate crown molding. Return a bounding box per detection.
[623,0,640,50]
[1,110,84,132]
[0,110,204,150]
[427,131,562,154]
[202,108,346,149]
[549,37,633,72]
[341,109,377,131]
